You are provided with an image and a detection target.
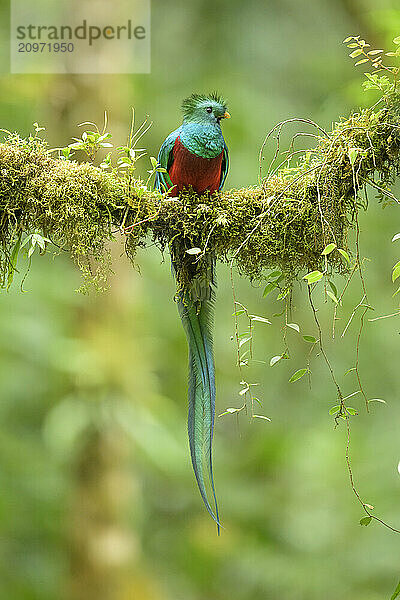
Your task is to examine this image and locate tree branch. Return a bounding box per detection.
[0,94,399,290]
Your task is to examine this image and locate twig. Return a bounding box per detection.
[368,311,400,321]
[332,263,358,338]
[341,294,366,338]
[361,176,400,204]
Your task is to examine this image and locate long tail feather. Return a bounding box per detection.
[176,269,220,533]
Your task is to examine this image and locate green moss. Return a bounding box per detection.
[0,94,399,291]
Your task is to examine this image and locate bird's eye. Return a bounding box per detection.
[206,107,213,113]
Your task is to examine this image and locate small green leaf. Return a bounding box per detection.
[359,516,372,526]
[348,147,359,165]
[263,282,277,296]
[344,367,356,376]
[270,355,282,367]
[150,156,157,168]
[328,280,338,297]
[329,405,340,415]
[303,270,323,284]
[343,36,353,43]
[7,232,22,290]
[68,142,85,150]
[369,398,386,404]
[239,336,252,348]
[327,290,339,304]
[392,233,400,242]
[250,315,272,324]
[349,49,363,57]
[33,122,45,132]
[20,234,31,249]
[346,407,357,415]
[233,309,245,316]
[368,49,383,55]
[289,368,308,383]
[287,323,300,333]
[303,335,317,343]
[338,248,350,263]
[32,233,46,251]
[394,36,400,44]
[219,407,240,417]
[253,414,271,421]
[355,58,369,66]
[186,247,201,255]
[322,243,336,255]
[392,261,400,282]
[268,270,282,279]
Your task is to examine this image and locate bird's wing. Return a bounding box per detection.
[155,128,180,192]
[218,140,229,191]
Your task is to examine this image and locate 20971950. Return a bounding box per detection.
[18,42,74,52]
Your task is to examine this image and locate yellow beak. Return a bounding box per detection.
[222,111,231,119]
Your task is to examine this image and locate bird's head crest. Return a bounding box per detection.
[181,92,230,124]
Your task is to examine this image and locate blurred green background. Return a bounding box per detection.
[0,0,399,599]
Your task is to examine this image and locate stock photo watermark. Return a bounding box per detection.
[10,0,150,74]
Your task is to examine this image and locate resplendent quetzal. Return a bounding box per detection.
[155,93,230,531]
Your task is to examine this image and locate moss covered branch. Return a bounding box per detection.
[1,93,400,289]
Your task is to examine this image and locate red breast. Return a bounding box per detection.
[168,137,223,195]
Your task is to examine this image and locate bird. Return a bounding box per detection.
[155,93,230,532]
